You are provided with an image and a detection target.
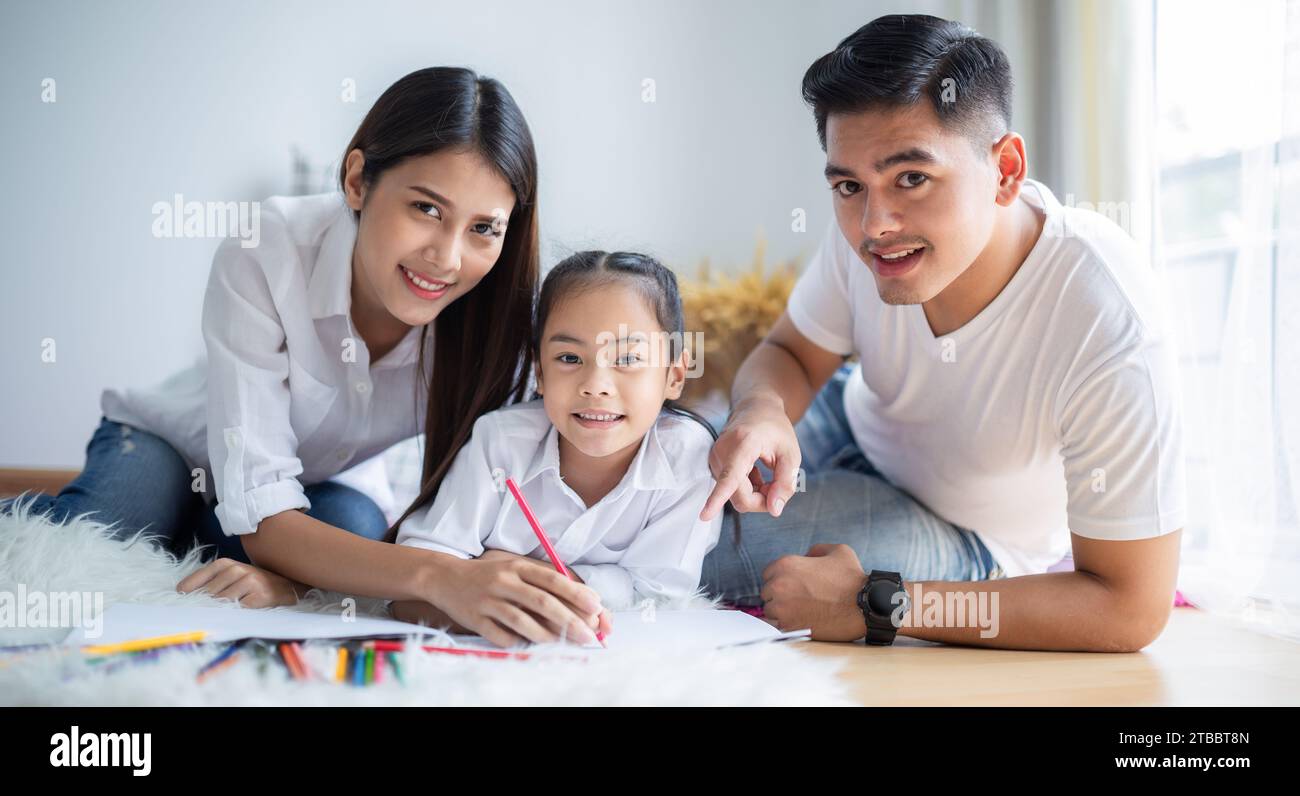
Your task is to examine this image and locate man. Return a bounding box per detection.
[698,14,1186,652]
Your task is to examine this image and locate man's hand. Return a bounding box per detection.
[761,543,869,641]
[700,394,803,520]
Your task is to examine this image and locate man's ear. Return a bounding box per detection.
[665,348,689,401]
[343,149,367,212]
[990,131,1028,208]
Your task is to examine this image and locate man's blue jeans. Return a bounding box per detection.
[700,364,1005,606]
[2,416,389,564]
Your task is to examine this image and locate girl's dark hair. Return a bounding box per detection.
[341,67,540,543]
[801,14,1012,151]
[533,250,741,544]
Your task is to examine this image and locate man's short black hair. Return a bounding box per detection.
[801,14,1013,152]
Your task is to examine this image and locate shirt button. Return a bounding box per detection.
[355,382,371,394]
[224,430,240,448]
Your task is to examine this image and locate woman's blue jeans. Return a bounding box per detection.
[700,364,1005,606]
[2,416,389,564]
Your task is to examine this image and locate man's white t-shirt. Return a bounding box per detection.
[786,179,1187,578]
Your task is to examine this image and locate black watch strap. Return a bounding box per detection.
[856,570,908,646]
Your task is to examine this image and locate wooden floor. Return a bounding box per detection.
[6,467,1296,706]
[798,606,1300,706]
[0,468,77,499]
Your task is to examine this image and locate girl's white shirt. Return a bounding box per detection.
[396,400,724,609]
[101,193,433,536]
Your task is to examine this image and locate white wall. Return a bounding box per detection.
[0,0,1002,467]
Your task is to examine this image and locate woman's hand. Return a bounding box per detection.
[422,551,606,647]
[176,557,306,608]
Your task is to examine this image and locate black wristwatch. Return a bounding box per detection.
[856,570,909,646]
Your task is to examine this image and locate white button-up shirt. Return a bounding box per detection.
[101,192,433,535]
[396,400,723,609]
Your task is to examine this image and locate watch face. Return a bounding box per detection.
[867,580,899,615]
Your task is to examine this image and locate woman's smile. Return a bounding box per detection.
[400,264,453,300]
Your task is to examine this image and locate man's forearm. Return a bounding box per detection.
[730,339,818,424]
[241,510,451,604]
[896,571,1169,653]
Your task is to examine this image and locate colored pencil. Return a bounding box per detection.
[352,644,366,686]
[98,642,198,676]
[82,630,208,656]
[290,642,313,680]
[504,477,606,646]
[278,642,305,681]
[387,652,404,686]
[334,646,349,683]
[196,640,247,682]
[363,639,534,660]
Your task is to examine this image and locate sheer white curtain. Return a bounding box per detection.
[1154,0,1300,636]
[955,0,1300,634]
[1277,2,1300,622]
[951,0,1156,250]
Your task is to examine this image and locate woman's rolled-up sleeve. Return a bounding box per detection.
[203,237,310,536]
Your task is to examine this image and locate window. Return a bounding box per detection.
[1156,0,1300,616]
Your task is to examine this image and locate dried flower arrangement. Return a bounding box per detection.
[677,241,803,411]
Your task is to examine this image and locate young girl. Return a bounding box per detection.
[3,67,547,611]
[390,251,730,647]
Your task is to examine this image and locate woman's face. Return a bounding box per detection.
[344,147,517,328]
[535,282,689,462]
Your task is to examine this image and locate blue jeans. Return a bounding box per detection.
[700,365,1003,606]
[2,416,390,565]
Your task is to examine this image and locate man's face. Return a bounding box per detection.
[824,103,1001,305]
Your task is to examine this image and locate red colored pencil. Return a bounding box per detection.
[277,642,303,680]
[292,642,314,680]
[504,477,606,646]
[364,639,534,660]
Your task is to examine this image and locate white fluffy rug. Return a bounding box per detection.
[0,497,850,706]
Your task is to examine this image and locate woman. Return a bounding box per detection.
[6,68,605,643]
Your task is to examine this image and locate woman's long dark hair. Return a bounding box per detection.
[533,251,741,544]
[341,67,540,543]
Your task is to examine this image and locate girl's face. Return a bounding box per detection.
[344,147,517,328]
[535,283,690,462]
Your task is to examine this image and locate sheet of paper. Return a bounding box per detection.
[600,608,806,650]
[62,603,808,651]
[61,603,461,647]
[425,608,809,652]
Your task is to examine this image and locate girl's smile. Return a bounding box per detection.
[571,409,626,430]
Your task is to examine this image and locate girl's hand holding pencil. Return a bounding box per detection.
[479,549,613,640]
[395,551,606,648]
